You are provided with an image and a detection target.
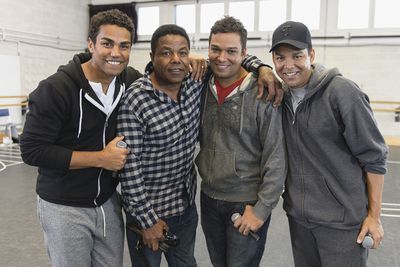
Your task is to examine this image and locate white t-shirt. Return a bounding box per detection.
[89,77,116,115]
[290,86,307,112]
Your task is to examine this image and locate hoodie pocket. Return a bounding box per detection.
[195,148,240,192]
[303,175,345,223]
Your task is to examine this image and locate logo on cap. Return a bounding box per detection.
[282,25,292,36]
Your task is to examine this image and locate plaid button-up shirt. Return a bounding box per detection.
[117,63,204,229]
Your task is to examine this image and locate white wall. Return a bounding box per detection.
[0,0,89,95]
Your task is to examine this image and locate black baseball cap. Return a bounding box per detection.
[269,21,312,52]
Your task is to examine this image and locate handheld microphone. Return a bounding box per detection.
[116,140,128,149]
[112,140,128,178]
[231,213,260,241]
[362,235,374,249]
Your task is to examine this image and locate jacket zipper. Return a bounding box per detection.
[285,100,306,219]
[85,84,123,206]
[94,115,110,206]
[285,101,296,125]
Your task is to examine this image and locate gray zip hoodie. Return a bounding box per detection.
[282,63,388,229]
[196,73,287,221]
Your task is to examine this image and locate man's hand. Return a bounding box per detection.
[69,136,129,170]
[233,205,264,236]
[141,219,167,251]
[99,136,129,171]
[357,172,385,249]
[357,214,384,249]
[257,66,283,107]
[189,54,208,81]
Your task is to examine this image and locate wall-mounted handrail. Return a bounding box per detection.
[0,103,28,107]
[373,108,400,112]
[371,100,400,105]
[0,95,28,99]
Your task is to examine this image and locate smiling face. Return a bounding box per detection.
[150,34,190,89]
[87,24,132,83]
[272,44,315,89]
[208,32,247,87]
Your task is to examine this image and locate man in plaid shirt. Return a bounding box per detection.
[117,24,278,267]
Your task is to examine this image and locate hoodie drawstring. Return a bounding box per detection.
[304,100,312,128]
[77,89,83,138]
[100,205,106,237]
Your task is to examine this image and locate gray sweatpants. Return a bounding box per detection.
[288,218,368,267]
[37,192,124,267]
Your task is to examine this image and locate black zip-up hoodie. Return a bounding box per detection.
[20,52,142,207]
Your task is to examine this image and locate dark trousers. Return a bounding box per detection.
[126,204,198,267]
[288,217,368,267]
[201,191,271,267]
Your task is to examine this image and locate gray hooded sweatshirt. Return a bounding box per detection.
[196,73,287,221]
[282,63,388,230]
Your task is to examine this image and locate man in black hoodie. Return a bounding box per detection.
[20,9,140,267]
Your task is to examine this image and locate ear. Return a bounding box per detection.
[241,48,247,57]
[309,48,316,63]
[87,38,95,53]
[150,52,154,62]
[271,52,277,65]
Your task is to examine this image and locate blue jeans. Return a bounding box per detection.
[126,203,198,267]
[201,191,271,267]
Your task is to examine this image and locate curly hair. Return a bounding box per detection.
[88,9,134,44]
[209,16,247,49]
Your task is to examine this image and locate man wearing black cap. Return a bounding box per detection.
[269,21,388,266]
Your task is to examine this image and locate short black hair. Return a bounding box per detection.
[151,24,190,54]
[209,16,247,49]
[88,9,135,44]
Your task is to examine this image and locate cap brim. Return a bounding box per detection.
[269,40,308,52]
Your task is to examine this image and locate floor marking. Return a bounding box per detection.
[0,151,21,157]
[382,203,400,206]
[381,208,400,211]
[381,203,400,218]
[6,162,24,167]
[0,153,22,159]
[0,159,22,164]
[0,161,6,172]
[381,214,400,218]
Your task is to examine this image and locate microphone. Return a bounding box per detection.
[112,140,128,178]
[231,213,260,241]
[362,235,374,249]
[116,140,128,149]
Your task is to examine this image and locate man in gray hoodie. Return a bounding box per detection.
[270,21,388,267]
[196,16,287,267]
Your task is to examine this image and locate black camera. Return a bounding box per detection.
[127,222,179,252]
